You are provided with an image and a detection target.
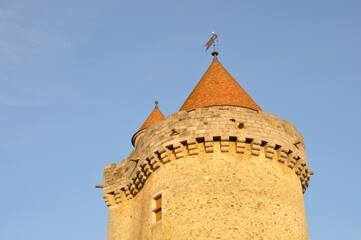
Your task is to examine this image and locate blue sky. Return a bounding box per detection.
[1,1,360,239]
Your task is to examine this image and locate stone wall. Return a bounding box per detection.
[102,106,312,240]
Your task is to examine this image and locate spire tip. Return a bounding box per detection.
[212,51,219,61]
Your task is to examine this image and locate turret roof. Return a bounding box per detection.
[131,101,166,146]
[138,101,166,131]
[179,53,261,112]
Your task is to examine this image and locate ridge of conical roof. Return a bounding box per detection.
[179,58,261,112]
[138,101,166,131]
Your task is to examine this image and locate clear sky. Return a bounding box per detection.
[1,1,360,239]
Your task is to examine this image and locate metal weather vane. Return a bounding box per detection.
[205,32,218,52]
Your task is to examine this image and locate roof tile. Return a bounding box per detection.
[138,104,166,131]
[131,102,166,146]
[179,58,261,112]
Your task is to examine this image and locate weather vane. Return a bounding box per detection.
[205,32,218,52]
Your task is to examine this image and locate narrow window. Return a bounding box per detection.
[152,194,162,222]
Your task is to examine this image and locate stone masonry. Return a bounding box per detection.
[101,106,312,240]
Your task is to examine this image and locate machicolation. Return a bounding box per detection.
[102,106,312,206]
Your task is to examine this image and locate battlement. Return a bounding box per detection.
[102,106,312,206]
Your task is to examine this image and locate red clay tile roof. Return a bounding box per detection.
[179,58,261,112]
[138,103,166,131]
[131,102,166,146]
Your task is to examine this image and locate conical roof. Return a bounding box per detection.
[179,54,261,112]
[138,101,166,131]
[131,101,166,146]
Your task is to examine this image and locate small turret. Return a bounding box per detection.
[131,100,166,146]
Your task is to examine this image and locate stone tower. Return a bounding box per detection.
[99,51,312,240]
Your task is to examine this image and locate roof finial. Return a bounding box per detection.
[205,32,219,61]
[154,100,159,109]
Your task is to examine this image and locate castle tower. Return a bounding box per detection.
[100,51,312,240]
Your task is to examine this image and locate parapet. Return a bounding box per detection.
[102,106,312,206]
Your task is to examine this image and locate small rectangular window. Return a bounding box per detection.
[152,194,162,222]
